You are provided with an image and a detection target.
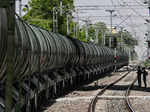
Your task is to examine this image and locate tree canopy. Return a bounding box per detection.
[77,22,108,42]
[23,0,74,35]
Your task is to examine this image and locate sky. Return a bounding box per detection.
[16,0,149,60]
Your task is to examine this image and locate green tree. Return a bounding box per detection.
[77,22,108,42]
[120,31,138,47]
[23,0,74,35]
[144,59,150,67]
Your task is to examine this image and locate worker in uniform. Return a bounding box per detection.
[137,66,142,87]
[142,67,148,88]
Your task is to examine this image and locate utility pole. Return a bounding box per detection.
[19,0,22,16]
[148,0,150,59]
[102,29,106,46]
[95,28,99,44]
[66,10,72,35]
[76,23,78,38]
[67,14,69,35]
[53,0,62,32]
[53,7,58,33]
[105,9,115,48]
[85,20,89,40]
[103,31,106,46]
[60,0,63,16]
[53,7,56,32]
[148,0,150,10]
[106,9,116,71]
[120,27,124,50]
[74,23,76,38]
[129,48,131,62]
[77,11,79,39]
[146,0,150,59]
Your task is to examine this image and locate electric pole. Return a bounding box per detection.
[53,7,58,33]
[148,0,150,59]
[67,14,69,35]
[103,32,106,46]
[95,28,99,44]
[66,10,72,35]
[85,20,89,40]
[120,26,124,50]
[105,9,115,48]
[60,0,63,16]
[101,29,106,46]
[146,0,150,59]
[19,0,22,16]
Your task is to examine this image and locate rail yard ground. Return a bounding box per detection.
[41,67,150,112]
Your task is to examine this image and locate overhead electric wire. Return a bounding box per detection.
[75,0,146,36]
[121,0,147,20]
[75,5,146,7]
[110,0,145,36]
[76,14,149,18]
[119,0,148,37]
[134,0,148,8]
[76,7,146,10]
[112,0,144,25]
[119,0,146,39]
[110,0,132,26]
[129,17,138,38]
[115,15,132,28]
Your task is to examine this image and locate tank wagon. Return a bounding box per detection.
[0,8,128,111]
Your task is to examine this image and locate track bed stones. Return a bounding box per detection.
[94,71,137,112]
[128,70,150,112]
[42,71,128,112]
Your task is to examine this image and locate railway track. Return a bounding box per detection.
[125,76,137,112]
[88,70,132,112]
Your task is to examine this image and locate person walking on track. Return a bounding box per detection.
[137,66,142,87]
[142,67,148,88]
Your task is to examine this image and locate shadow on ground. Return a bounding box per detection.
[77,85,150,92]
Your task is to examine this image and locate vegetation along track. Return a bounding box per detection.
[88,70,132,112]
[125,74,137,112]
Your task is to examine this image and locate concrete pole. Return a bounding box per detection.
[109,12,112,47]
[110,11,113,33]
[129,48,131,62]
[19,0,22,16]
[60,0,63,16]
[101,29,106,46]
[53,7,55,32]
[103,32,106,46]
[53,7,58,33]
[95,28,99,44]
[147,0,150,58]
[85,21,89,40]
[67,15,69,35]
[106,10,115,48]
[120,27,123,50]
[74,23,76,38]
[75,10,79,39]
[76,23,78,38]
[148,0,150,8]
[56,11,58,33]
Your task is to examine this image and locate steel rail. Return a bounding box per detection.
[125,77,137,112]
[88,70,131,112]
